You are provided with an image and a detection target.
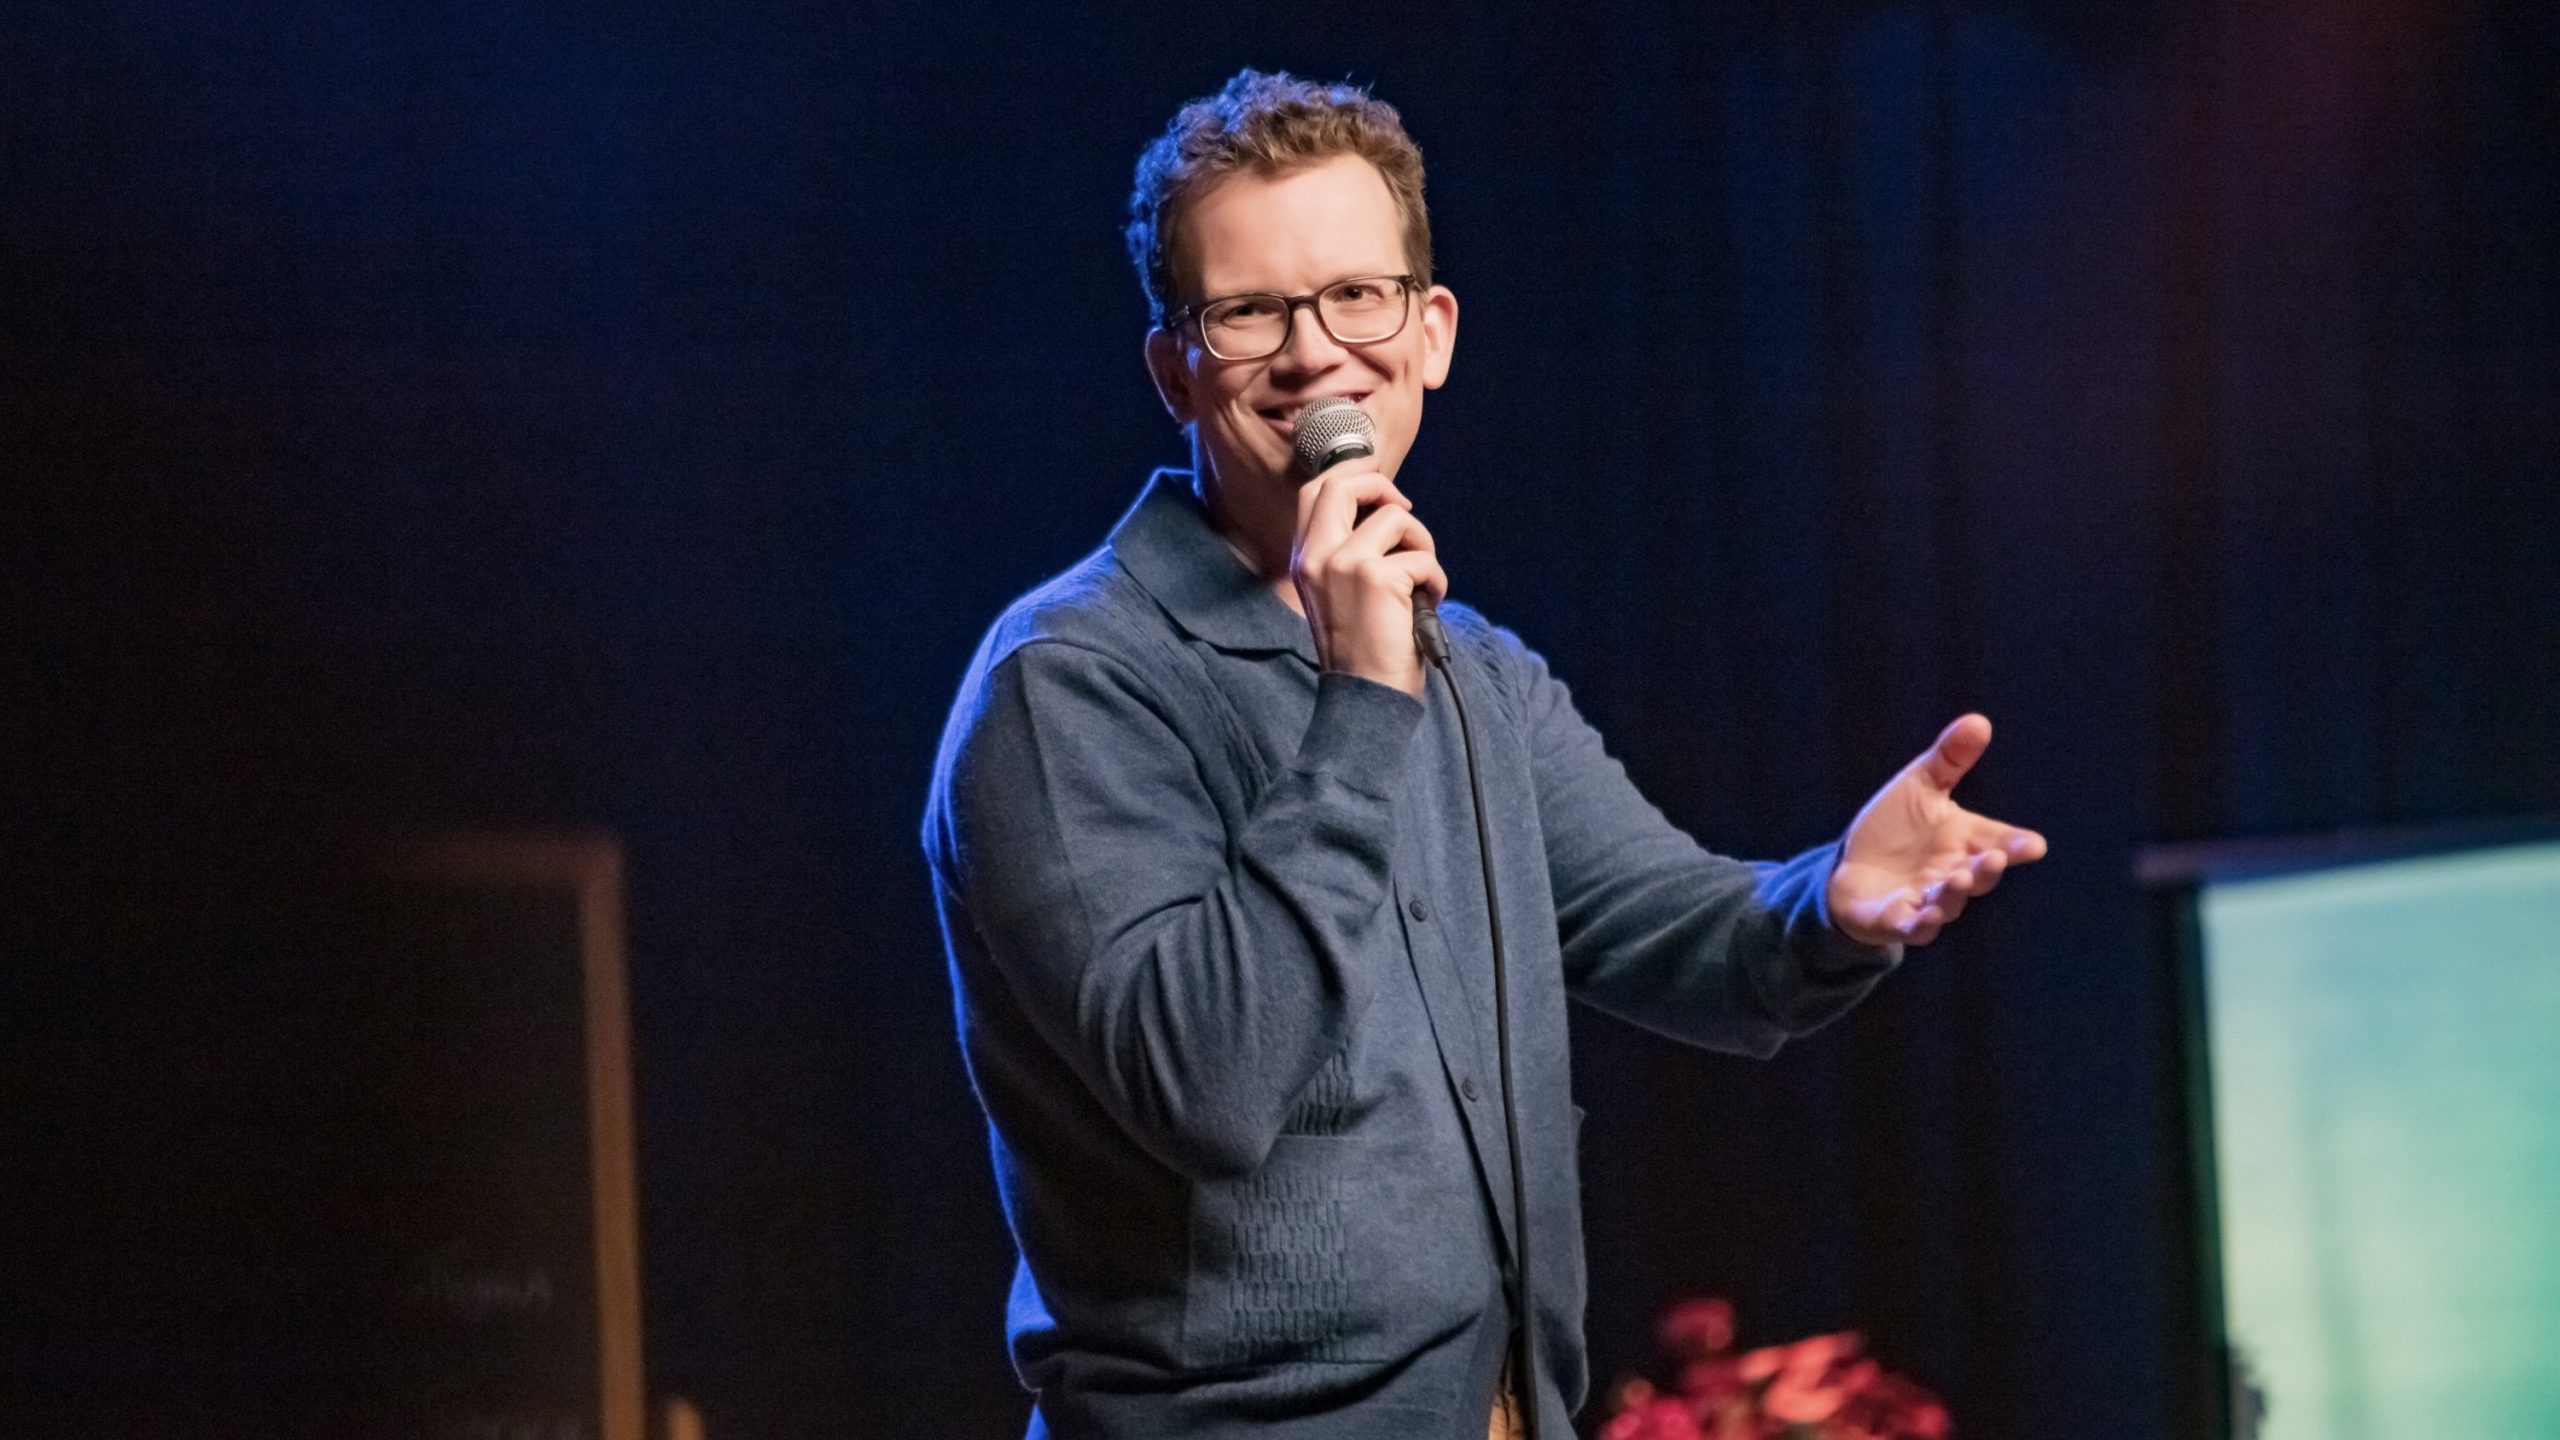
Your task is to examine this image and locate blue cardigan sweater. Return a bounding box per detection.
[923,471,1898,1439]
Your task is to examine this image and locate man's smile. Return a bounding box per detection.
[1254,392,1371,436]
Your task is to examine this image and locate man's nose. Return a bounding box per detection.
[1271,299,1349,371]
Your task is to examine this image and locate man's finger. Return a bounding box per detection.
[1334,506,1436,565]
[1961,814,2046,865]
[1946,853,2003,906]
[1921,866,1974,916]
[1963,849,2008,899]
[1296,469,1408,558]
[1999,827,2049,862]
[1366,550,1450,606]
[1922,846,2018,911]
[1917,712,1993,792]
[1295,468,1385,553]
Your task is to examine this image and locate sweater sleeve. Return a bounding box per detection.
[1494,629,1901,1056]
[930,639,1424,1178]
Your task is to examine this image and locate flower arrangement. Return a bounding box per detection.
[1597,1298,1951,1440]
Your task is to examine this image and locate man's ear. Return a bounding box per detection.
[1143,327,1195,424]
[1420,284,1459,390]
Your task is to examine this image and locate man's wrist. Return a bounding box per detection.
[1807,840,1905,973]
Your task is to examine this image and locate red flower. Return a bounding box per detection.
[1657,1298,1738,1359]
[1834,1370,1951,1439]
[1600,1395,1707,1440]
[1675,1355,1747,1407]
[1749,1333,1861,1424]
[1609,1298,1952,1439]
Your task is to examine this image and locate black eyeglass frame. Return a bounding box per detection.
[1162,273,1422,361]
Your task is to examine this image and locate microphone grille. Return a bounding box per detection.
[1291,398,1377,477]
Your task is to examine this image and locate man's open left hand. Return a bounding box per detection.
[1826,713,2047,948]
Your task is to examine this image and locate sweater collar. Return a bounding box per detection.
[1110,469,1318,664]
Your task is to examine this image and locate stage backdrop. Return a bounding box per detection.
[6,0,2553,1436]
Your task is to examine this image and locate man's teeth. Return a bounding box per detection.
[1271,400,1352,421]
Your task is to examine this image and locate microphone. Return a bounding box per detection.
[1291,398,1451,664]
[1289,394,1377,478]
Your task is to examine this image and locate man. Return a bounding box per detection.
[923,70,2044,1440]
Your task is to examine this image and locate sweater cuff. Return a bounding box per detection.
[1292,671,1426,799]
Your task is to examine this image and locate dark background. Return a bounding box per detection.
[6,1,2554,1436]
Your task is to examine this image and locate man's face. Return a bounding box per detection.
[1145,154,1458,505]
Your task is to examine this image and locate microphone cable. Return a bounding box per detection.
[1414,599,1540,1440]
[1290,401,1541,1438]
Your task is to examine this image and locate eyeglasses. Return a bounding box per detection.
[1165,274,1419,361]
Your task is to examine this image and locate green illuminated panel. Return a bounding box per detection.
[2201,841,2560,1440]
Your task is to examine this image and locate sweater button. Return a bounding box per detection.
[1460,1076,1481,1102]
[1407,897,1429,921]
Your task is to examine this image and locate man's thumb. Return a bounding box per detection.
[1918,713,1993,791]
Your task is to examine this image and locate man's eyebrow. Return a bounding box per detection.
[1199,269,1406,296]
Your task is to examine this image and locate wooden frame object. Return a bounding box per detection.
[379,831,645,1440]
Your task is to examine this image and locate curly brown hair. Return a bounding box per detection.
[1126,69,1432,328]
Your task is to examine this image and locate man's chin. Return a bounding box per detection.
[1197,442,1297,497]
